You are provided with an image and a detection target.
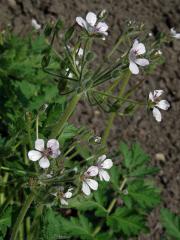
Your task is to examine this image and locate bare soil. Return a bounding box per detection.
[0,0,180,239]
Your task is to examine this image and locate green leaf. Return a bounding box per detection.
[160,208,180,239]
[129,165,159,177]
[107,207,147,236]
[120,142,149,171]
[60,214,93,240]
[40,208,66,240]
[124,180,161,209]
[70,196,107,217]
[0,207,12,238]
[59,123,78,145]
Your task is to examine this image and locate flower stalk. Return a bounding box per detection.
[10,191,35,240]
[102,70,131,144]
[50,93,82,138]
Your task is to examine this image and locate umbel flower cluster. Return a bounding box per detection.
[26,10,178,207]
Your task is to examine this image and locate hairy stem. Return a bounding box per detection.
[102,70,131,144]
[10,192,35,240]
[50,93,82,138]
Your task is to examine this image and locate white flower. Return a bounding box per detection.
[97,155,113,181]
[170,28,180,39]
[82,166,98,196]
[149,90,170,122]
[76,12,108,37]
[28,139,60,169]
[52,188,73,205]
[129,39,149,75]
[31,19,41,30]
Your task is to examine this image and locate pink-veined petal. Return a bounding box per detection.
[50,149,61,159]
[156,100,170,110]
[135,58,149,66]
[132,39,139,49]
[76,17,88,30]
[99,169,110,181]
[86,12,97,26]
[96,22,108,32]
[86,166,98,177]
[101,159,113,169]
[136,43,146,55]
[82,181,91,195]
[153,90,164,98]
[86,179,98,190]
[39,157,50,169]
[152,107,162,122]
[129,61,139,75]
[98,154,106,162]
[35,139,45,151]
[47,139,59,150]
[28,150,42,161]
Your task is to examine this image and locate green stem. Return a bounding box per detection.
[102,70,131,144]
[92,177,127,236]
[10,192,35,240]
[36,114,39,140]
[107,35,125,58]
[27,115,33,149]
[50,93,82,138]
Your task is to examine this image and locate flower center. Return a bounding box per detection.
[43,147,53,157]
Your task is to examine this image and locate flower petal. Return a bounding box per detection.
[98,154,106,162]
[152,107,162,122]
[31,19,41,30]
[86,179,98,190]
[101,159,113,169]
[99,169,110,181]
[64,191,72,199]
[50,149,61,159]
[86,166,98,177]
[136,43,146,55]
[153,90,164,98]
[173,33,180,39]
[47,139,59,150]
[76,17,88,29]
[60,198,68,205]
[156,100,170,110]
[82,181,91,195]
[132,39,139,49]
[170,28,176,36]
[35,139,45,151]
[86,12,97,26]
[135,58,149,66]
[39,157,50,169]
[149,92,154,101]
[96,22,108,32]
[129,61,139,75]
[28,150,42,161]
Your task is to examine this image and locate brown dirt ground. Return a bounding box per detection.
[0,0,180,239]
